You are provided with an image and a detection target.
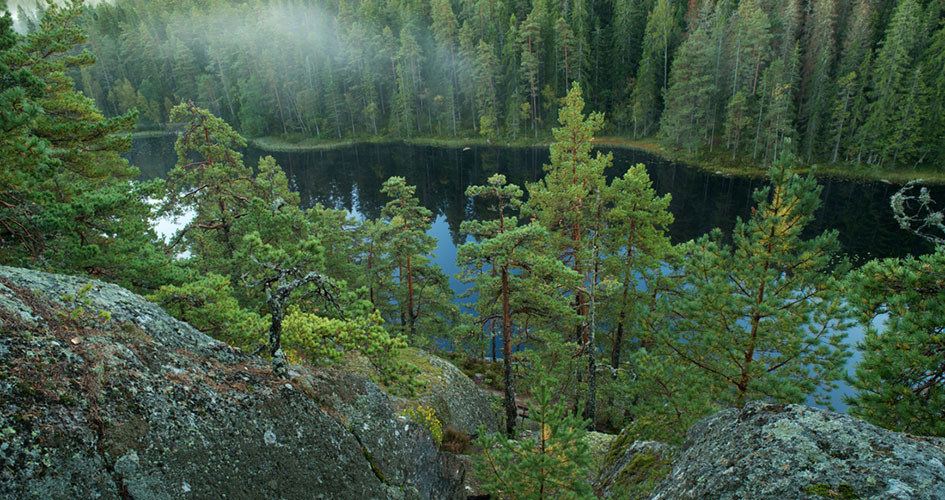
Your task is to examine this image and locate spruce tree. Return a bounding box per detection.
[660,0,716,154]
[631,0,679,137]
[798,0,838,162]
[861,0,923,166]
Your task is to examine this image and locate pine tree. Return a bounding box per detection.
[473,370,594,500]
[431,0,460,136]
[148,273,269,351]
[163,102,255,268]
[846,248,945,437]
[1,4,48,263]
[555,16,578,92]
[519,2,545,136]
[0,2,170,290]
[526,82,611,425]
[380,176,450,339]
[474,40,500,138]
[458,174,579,437]
[600,164,674,369]
[394,23,424,136]
[657,147,850,409]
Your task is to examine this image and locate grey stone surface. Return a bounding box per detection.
[649,402,945,500]
[406,349,499,435]
[595,438,677,499]
[0,266,464,500]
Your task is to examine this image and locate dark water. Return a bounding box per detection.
[130,136,942,412]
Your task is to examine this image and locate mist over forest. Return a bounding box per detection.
[12,0,945,169]
[3,1,945,498]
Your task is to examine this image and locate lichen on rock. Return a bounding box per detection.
[345,346,499,436]
[0,266,464,499]
[648,402,945,500]
[594,436,677,499]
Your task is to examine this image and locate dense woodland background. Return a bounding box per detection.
[12,0,945,168]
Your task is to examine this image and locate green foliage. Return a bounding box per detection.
[636,148,850,441]
[659,1,717,154]
[474,371,594,500]
[380,176,454,340]
[148,273,268,351]
[845,247,945,436]
[164,101,254,269]
[60,283,111,326]
[621,346,721,444]
[459,173,579,435]
[282,308,419,394]
[51,0,945,167]
[631,0,680,137]
[861,0,926,166]
[399,404,443,444]
[599,163,674,368]
[161,102,433,384]
[0,1,173,290]
[526,82,610,325]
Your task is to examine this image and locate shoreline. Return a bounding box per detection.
[141,132,944,185]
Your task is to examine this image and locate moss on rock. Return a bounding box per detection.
[805,483,860,499]
[343,347,498,436]
[594,436,678,499]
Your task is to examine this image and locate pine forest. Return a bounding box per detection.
[2,0,945,498]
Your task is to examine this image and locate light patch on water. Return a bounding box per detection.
[148,198,194,259]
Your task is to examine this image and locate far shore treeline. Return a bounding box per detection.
[3,4,945,497]
[11,0,945,170]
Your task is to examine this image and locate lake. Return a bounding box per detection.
[129,136,942,412]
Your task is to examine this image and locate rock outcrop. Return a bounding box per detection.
[649,402,945,500]
[398,348,499,436]
[337,346,501,436]
[0,266,464,500]
[595,438,676,498]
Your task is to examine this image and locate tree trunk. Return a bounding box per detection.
[501,268,517,437]
[267,292,287,378]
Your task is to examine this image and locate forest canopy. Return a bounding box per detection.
[2,0,944,463]
[10,0,945,169]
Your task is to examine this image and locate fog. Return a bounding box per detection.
[6,0,111,32]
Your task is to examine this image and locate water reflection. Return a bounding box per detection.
[131,136,939,261]
[130,137,942,412]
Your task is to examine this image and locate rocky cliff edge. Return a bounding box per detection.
[0,265,465,500]
[598,401,945,500]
